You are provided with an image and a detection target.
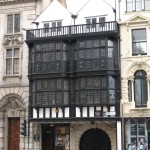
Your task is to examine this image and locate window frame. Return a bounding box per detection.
[6,48,20,75]
[134,70,148,107]
[126,0,150,12]
[86,17,106,29]
[132,28,147,56]
[7,13,20,34]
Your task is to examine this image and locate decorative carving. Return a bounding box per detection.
[3,34,23,47]
[6,98,19,109]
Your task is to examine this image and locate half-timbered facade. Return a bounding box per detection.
[26,0,121,150]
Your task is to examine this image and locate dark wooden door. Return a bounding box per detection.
[42,125,53,150]
[80,128,111,150]
[8,118,20,150]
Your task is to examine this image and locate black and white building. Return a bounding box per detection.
[26,0,121,150]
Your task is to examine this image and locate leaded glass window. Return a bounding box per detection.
[33,78,69,105]
[33,42,68,73]
[75,76,116,104]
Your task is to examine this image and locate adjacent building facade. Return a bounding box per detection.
[26,0,121,150]
[119,0,150,149]
[0,0,45,150]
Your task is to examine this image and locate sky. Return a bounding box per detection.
[66,0,116,15]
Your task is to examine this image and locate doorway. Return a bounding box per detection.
[42,125,53,150]
[80,128,111,150]
[8,118,20,150]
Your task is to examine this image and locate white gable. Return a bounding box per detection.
[34,0,72,28]
[32,0,116,29]
[67,0,116,25]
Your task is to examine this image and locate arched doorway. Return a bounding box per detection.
[80,128,111,150]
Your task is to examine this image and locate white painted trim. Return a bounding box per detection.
[117,121,122,150]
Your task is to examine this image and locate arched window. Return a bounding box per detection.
[134,70,148,107]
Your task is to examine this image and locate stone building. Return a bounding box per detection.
[119,0,150,149]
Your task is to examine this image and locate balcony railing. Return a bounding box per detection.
[26,21,119,40]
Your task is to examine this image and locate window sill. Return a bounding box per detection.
[130,107,149,111]
[3,74,22,79]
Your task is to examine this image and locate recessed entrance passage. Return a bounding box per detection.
[80,128,111,150]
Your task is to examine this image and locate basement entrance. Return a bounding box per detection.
[80,128,111,150]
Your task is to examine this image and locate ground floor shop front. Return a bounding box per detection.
[32,120,122,150]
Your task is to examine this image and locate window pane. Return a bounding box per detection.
[52,22,56,32]
[135,79,142,105]
[57,21,62,32]
[44,23,49,28]
[6,59,12,74]
[6,49,12,57]
[132,29,147,55]
[134,70,148,107]
[86,19,91,29]
[92,18,96,28]
[13,58,19,74]
[141,79,148,105]
[93,48,99,58]
[14,14,20,32]
[14,48,19,57]
[133,42,147,54]
[108,48,113,58]
[135,0,142,11]
[7,15,13,33]
[109,76,115,88]
[99,17,105,27]
[43,23,49,33]
[132,29,146,41]
[127,0,133,12]
[145,0,150,10]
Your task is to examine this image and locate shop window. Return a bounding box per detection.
[125,119,148,150]
[132,29,147,55]
[134,70,148,107]
[55,126,70,150]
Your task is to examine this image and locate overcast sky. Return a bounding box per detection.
[66,0,116,14]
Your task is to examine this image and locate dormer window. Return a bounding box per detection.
[43,21,62,32]
[52,21,62,32]
[86,17,105,29]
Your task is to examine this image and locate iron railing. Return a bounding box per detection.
[26,21,119,40]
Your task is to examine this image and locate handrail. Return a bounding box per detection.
[26,21,118,40]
